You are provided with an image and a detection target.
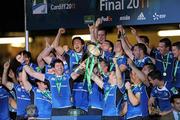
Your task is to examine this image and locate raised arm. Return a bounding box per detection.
[52,28,65,48]
[117,25,132,49]
[125,82,140,106]
[2,60,14,90]
[54,28,66,55]
[43,55,54,65]
[127,59,150,87]
[8,69,18,84]
[37,37,53,69]
[21,69,32,92]
[16,52,45,81]
[91,72,104,89]
[130,27,142,43]
[94,18,102,41]
[113,58,123,87]
[71,60,86,80]
[130,27,152,54]
[117,25,134,60]
[88,24,96,43]
[23,65,45,81]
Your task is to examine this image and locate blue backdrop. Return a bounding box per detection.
[27,0,180,30]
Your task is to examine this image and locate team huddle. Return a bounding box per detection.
[0,19,180,120]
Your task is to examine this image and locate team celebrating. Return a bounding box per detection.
[0,19,180,120]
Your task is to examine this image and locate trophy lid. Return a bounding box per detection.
[87,44,100,56]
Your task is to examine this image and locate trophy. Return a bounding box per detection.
[81,42,101,94]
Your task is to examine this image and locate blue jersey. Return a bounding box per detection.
[0,86,10,120]
[102,83,120,116]
[155,51,174,83]
[140,84,149,117]
[66,50,87,111]
[14,83,31,116]
[126,84,148,119]
[172,60,180,89]
[32,87,52,119]
[29,62,41,81]
[66,50,83,73]
[102,74,109,83]
[9,90,16,113]
[117,55,127,82]
[45,58,69,74]
[133,55,152,68]
[73,82,89,111]
[101,51,114,62]
[151,82,179,112]
[45,64,52,73]
[110,55,127,81]
[45,73,72,108]
[89,82,103,110]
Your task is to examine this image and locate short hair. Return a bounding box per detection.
[35,79,50,89]
[170,94,180,103]
[19,50,32,59]
[72,37,85,45]
[105,40,114,52]
[51,59,64,68]
[172,41,180,50]
[99,58,110,71]
[98,27,107,35]
[159,38,172,50]
[139,36,149,44]
[144,63,156,72]
[134,43,147,55]
[148,70,163,81]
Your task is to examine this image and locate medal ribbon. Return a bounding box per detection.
[55,76,63,94]
[104,86,114,102]
[41,90,52,100]
[98,59,105,76]
[162,53,170,74]
[174,60,179,81]
[74,52,79,64]
[84,55,95,94]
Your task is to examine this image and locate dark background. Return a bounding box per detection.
[0,0,24,32]
[0,0,179,33]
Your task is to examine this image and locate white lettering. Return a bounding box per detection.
[50,3,75,10]
[100,0,124,11]
[120,15,130,20]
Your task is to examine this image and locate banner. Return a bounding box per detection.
[27,0,180,30]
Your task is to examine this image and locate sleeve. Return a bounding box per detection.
[103,82,111,91]
[150,48,159,58]
[145,57,153,64]
[64,73,71,80]
[3,88,10,97]
[13,83,18,90]
[66,49,73,56]
[45,73,53,82]
[117,56,127,66]
[63,61,69,74]
[150,88,157,98]
[167,83,179,95]
[132,86,141,95]
[31,86,37,93]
